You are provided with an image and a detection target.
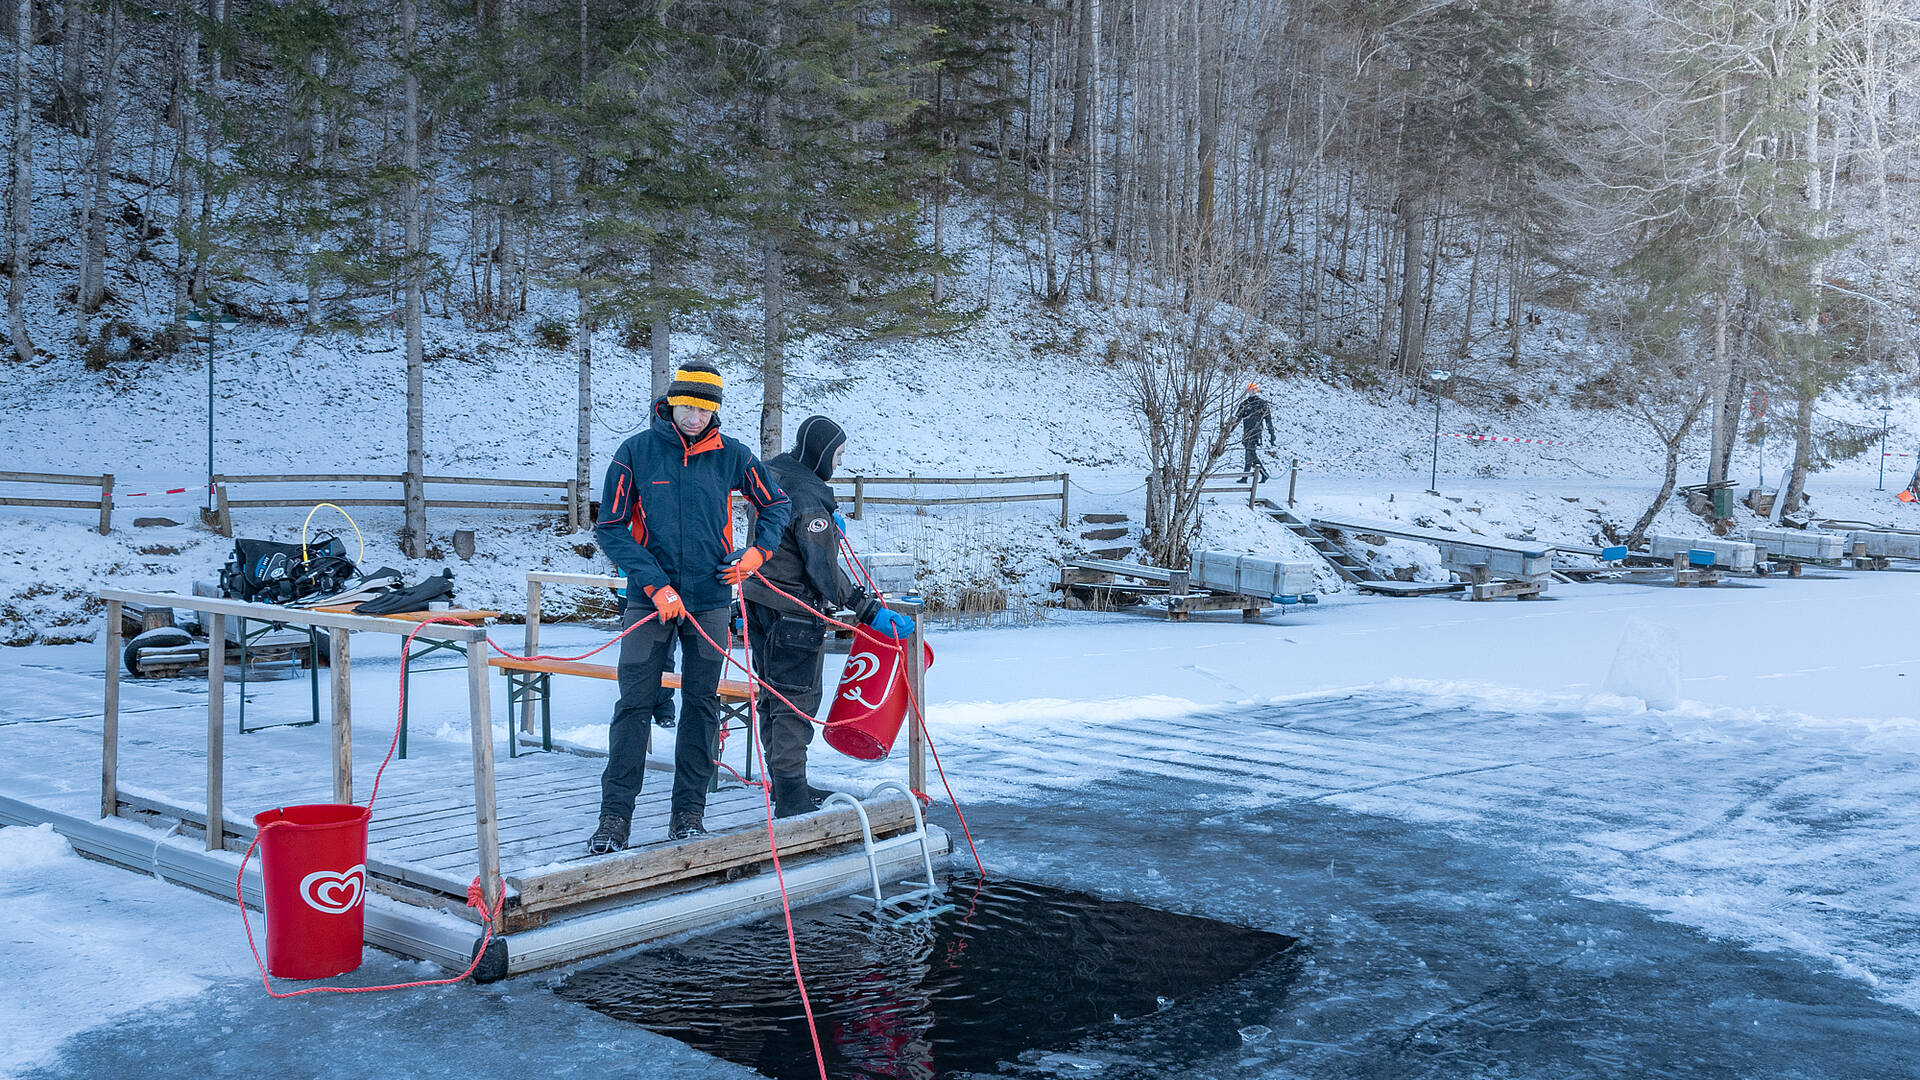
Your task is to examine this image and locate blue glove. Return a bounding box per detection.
[833,512,848,535]
[867,606,915,639]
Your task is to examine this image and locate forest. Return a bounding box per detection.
[3,0,1918,554]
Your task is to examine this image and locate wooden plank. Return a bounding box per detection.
[103,599,122,820]
[421,475,568,489]
[832,473,1066,487]
[487,656,752,699]
[0,496,103,510]
[1065,556,1176,582]
[225,497,403,509]
[511,795,920,914]
[0,470,111,485]
[852,492,1062,507]
[421,499,563,512]
[330,628,352,805]
[206,613,224,850]
[216,473,406,484]
[527,571,623,588]
[98,589,487,642]
[467,643,503,912]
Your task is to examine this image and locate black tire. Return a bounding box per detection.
[123,627,193,677]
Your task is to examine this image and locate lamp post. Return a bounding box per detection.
[1879,404,1893,491]
[186,308,238,514]
[1427,369,1452,495]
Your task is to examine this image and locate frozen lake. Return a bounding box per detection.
[8,569,1920,1078]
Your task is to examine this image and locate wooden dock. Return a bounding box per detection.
[1,589,946,979]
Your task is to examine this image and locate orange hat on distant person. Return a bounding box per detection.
[1247,382,1260,393]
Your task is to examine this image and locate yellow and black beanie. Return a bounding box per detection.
[666,360,724,411]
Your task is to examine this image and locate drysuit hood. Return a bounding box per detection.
[791,415,846,482]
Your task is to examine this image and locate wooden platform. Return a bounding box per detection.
[12,587,948,978]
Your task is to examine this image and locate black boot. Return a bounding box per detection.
[772,774,820,818]
[585,814,630,855]
[666,809,707,841]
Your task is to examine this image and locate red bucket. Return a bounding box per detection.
[252,803,371,980]
[822,624,934,762]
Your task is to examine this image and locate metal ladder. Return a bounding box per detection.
[824,781,944,915]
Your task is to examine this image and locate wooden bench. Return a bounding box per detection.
[489,656,758,790]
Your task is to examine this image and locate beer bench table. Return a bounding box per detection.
[311,606,501,758]
[488,656,757,790]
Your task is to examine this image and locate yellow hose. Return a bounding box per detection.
[301,502,366,565]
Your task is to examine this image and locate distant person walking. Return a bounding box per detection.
[1234,383,1277,484]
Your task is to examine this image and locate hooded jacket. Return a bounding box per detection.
[742,416,876,620]
[595,398,792,613]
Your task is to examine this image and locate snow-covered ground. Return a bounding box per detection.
[6,562,1920,1077]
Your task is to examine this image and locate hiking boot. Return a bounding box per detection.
[772,774,824,819]
[666,810,707,841]
[585,814,630,855]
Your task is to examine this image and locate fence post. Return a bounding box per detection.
[214,483,233,537]
[853,476,865,520]
[103,598,122,820]
[564,479,579,534]
[1059,474,1070,528]
[1248,471,1258,508]
[98,473,113,534]
[1288,459,1299,507]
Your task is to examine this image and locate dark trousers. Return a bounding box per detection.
[745,600,827,779]
[600,605,731,820]
[1240,440,1268,481]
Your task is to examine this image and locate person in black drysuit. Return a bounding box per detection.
[1235,382,1277,483]
[742,416,916,818]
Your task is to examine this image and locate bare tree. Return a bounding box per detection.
[6,0,31,362]
[79,0,125,316]
[1118,263,1276,568]
[400,0,428,556]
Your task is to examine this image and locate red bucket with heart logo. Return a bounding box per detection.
[252,803,371,980]
[822,624,934,762]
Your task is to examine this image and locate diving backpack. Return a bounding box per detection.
[219,536,358,606]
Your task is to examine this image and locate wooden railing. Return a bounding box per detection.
[0,471,115,533]
[831,473,1071,527]
[210,473,580,535]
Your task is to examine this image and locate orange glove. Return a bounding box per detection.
[718,546,769,586]
[645,584,686,621]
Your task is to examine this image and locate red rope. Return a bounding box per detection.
[486,609,658,663]
[734,572,986,879]
[237,615,512,995]
[727,593,831,1080]
[902,674,986,879]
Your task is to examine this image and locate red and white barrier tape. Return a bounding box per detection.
[116,485,205,498]
[1440,432,1571,446]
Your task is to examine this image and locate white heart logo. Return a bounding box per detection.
[843,652,882,684]
[299,864,366,915]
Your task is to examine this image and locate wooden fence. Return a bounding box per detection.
[209,473,581,536]
[5,469,1077,536]
[0,471,116,533]
[830,473,1071,527]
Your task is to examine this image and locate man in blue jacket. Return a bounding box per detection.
[589,361,791,852]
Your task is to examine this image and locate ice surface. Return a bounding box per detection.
[8,565,1920,1077]
[1601,616,1681,709]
